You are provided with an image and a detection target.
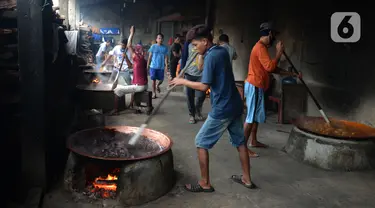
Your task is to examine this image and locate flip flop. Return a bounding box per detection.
[134,109,142,114]
[230,175,257,189]
[189,116,196,124]
[184,183,215,193]
[108,109,119,116]
[249,142,268,148]
[248,150,259,158]
[196,113,204,121]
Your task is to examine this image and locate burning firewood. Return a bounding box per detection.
[95,179,117,185]
[92,78,101,84]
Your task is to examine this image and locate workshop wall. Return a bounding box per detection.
[80,2,123,43]
[214,0,374,125]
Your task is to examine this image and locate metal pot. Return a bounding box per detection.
[293,116,375,140]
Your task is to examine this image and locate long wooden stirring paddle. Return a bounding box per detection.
[128,54,198,145]
[282,51,331,124]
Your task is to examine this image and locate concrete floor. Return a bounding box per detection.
[43,89,375,208]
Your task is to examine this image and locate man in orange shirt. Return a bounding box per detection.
[244,22,300,157]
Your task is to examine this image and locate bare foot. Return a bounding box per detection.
[249,141,268,148]
[248,150,259,158]
[156,85,161,93]
[192,180,212,190]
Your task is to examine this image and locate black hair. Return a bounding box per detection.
[260,29,271,37]
[105,38,111,43]
[156,33,164,39]
[187,24,213,42]
[219,34,229,43]
[174,34,181,39]
[121,38,128,45]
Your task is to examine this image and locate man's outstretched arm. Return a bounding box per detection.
[177,79,209,92]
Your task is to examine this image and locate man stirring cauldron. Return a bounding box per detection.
[244,22,301,157]
[95,38,112,69]
[101,39,133,85]
[171,25,256,192]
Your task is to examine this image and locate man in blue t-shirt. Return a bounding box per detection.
[171,25,257,192]
[147,33,169,98]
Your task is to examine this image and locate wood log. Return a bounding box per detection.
[95,179,117,185]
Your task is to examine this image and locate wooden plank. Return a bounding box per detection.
[17,0,47,189]
[205,0,216,30]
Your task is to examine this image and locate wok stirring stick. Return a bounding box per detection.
[129,54,198,145]
[282,51,331,124]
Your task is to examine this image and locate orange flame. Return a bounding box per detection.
[91,168,120,198]
[92,174,118,191]
[92,78,101,84]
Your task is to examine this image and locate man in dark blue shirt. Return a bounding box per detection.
[171,25,257,192]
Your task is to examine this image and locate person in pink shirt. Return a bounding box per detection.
[113,26,148,97]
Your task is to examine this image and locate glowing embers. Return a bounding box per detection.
[83,167,120,199]
[92,77,101,84]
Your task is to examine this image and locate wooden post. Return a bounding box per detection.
[205,0,216,30]
[75,0,80,27]
[68,0,76,30]
[17,0,48,188]
[59,0,69,27]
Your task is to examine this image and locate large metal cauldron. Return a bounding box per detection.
[75,83,125,111]
[285,117,375,171]
[66,126,173,161]
[293,116,375,140]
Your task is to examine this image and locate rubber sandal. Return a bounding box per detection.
[248,150,259,158]
[184,183,215,193]
[230,175,257,189]
[189,116,196,124]
[196,113,204,121]
[249,142,268,148]
[108,109,119,116]
[134,109,142,114]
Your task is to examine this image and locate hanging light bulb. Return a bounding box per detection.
[133,0,136,3]
[124,3,126,8]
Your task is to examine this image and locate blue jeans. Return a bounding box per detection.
[195,115,245,149]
